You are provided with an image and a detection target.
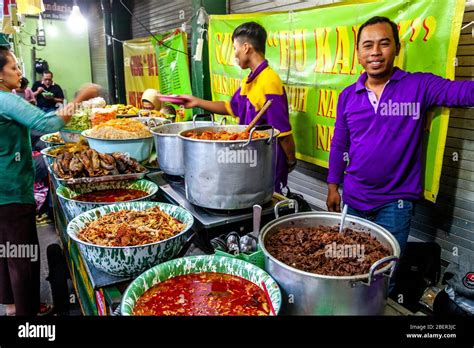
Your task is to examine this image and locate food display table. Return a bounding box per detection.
[49,169,403,316]
[48,171,288,315]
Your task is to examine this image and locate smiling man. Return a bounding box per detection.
[327,16,474,261]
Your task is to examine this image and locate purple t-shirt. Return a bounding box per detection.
[225,60,292,192]
[328,67,474,211]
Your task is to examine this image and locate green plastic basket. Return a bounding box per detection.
[215,247,266,269]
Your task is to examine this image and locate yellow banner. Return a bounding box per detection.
[16,0,44,15]
[208,0,465,202]
[123,37,160,107]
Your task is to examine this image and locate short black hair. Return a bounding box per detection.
[357,16,400,48]
[232,21,267,55]
[0,46,11,71]
[20,77,29,88]
[43,70,53,76]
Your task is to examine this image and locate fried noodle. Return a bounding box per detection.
[89,118,152,139]
[77,206,186,246]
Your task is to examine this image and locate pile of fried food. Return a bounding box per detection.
[77,206,186,246]
[183,130,268,141]
[45,132,65,144]
[48,141,89,157]
[89,118,152,139]
[107,104,140,115]
[52,146,146,179]
[138,109,163,117]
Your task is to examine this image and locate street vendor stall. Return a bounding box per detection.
[48,169,290,315]
[41,106,296,315]
[40,102,404,316]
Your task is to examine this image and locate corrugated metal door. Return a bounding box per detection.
[229,0,474,264]
[230,0,338,12]
[409,4,474,263]
[88,3,109,98]
[131,0,193,38]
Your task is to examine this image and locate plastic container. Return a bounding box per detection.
[215,248,265,269]
[82,130,154,162]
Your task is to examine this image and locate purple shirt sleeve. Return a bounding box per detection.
[328,88,350,184]
[421,73,474,107]
[225,87,241,117]
[265,90,292,134]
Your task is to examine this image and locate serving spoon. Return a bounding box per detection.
[339,204,348,233]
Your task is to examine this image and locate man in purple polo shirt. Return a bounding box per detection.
[181,22,296,193]
[327,16,474,258]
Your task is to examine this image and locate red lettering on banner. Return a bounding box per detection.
[128,91,144,107]
[147,53,158,76]
[130,55,144,76]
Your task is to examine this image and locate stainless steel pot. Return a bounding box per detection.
[136,116,170,129]
[258,211,400,315]
[150,114,217,176]
[178,125,280,210]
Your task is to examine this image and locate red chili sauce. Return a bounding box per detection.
[74,189,148,203]
[133,272,271,316]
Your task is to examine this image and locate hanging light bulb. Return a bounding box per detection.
[68,4,87,33]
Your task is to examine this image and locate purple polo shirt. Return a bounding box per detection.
[328,67,474,211]
[225,60,292,192]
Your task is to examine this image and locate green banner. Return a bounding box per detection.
[208,0,465,202]
[153,29,193,121]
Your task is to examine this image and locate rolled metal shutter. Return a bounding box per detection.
[88,3,109,98]
[131,0,193,39]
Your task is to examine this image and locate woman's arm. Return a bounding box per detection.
[0,84,101,132]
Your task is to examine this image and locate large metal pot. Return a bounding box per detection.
[258,210,400,315]
[178,125,280,210]
[150,114,217,176]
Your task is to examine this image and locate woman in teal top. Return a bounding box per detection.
[0,45,100,315]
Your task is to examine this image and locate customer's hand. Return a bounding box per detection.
[75,83,102,103]
[326,184,341,212]
[36,87,44,94]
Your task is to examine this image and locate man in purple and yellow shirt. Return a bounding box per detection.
[327,16,474,259]
[182,22,296,193]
